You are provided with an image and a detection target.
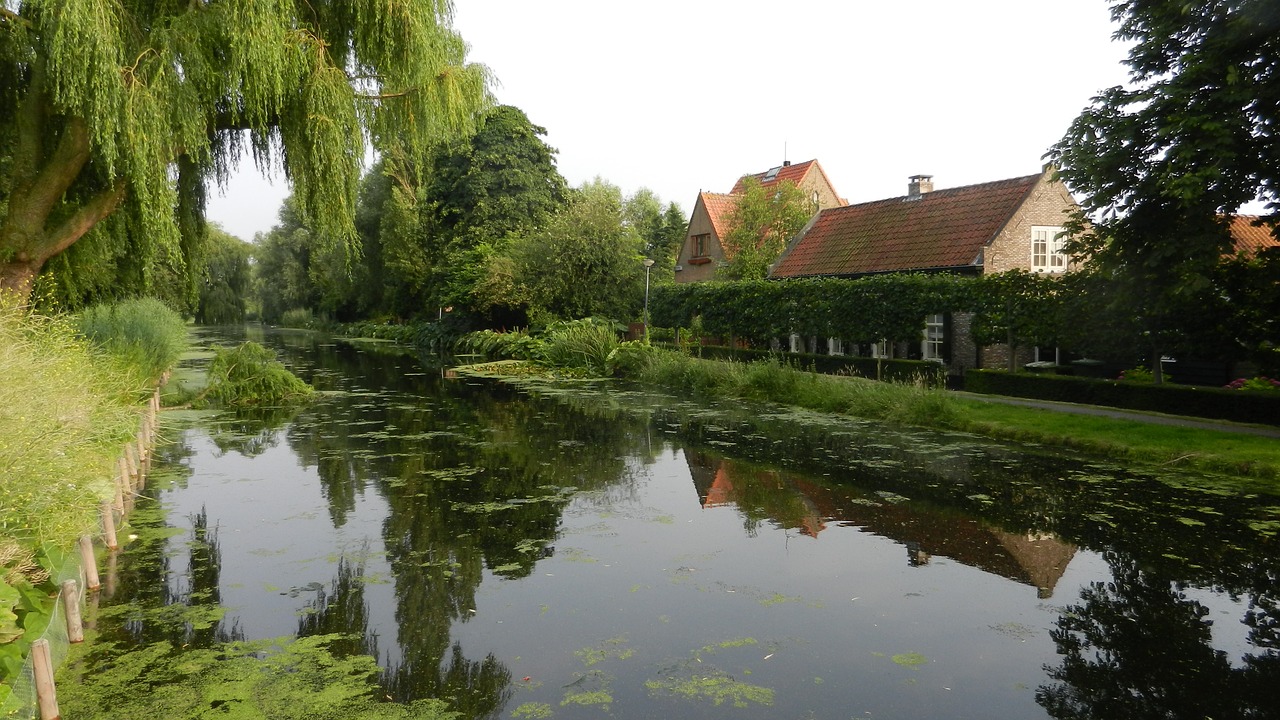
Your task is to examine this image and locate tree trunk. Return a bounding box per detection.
[0,260,39,302]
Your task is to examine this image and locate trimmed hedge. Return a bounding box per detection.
[964,369,1280,426]
[685,345,948,387]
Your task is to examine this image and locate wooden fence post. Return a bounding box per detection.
[61,580,83,644]
[78,535,99,591]
[31,638,60,720]
[113,461,126,516]
[124,444,139,489]
[101,501,118,550]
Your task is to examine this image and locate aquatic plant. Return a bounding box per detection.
[541,318,621,374]
[57,634,460,720]
[199,342,313,407]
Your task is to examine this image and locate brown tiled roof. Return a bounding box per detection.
[1229,215,1279,255]
[699,191,738,241]
[731,159,819,194]
[771,173,1043,278]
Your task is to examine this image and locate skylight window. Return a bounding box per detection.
[763,166,782,182]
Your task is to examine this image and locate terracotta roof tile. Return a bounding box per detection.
[771,173,1043,278]
[731,159,819,194]
[700,191,738,241]
[1229,215,1279,256]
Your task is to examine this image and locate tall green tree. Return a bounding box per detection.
[717,178,815,281]
[494,178,645,325]
[196,225,251,325]
[623,188,685,283]
[1047,0,1280,380]
[0,0,490,300]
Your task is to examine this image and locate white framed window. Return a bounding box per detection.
[922,313,945,362]
[1031,226,1067,272]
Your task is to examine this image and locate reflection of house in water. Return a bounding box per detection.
[685,451,1075,598]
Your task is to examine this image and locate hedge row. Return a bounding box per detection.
[684,345,948,387]
[963,370,1280,426]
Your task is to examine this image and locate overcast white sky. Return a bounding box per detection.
[207,0,1135,241]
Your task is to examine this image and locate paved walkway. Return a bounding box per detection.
[952,391,1280,439]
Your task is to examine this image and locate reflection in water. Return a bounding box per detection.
[92,327,1280,719]
[687,451,1078,598]
[1038,552,1280,719]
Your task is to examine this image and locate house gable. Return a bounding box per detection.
[675,191,738,283]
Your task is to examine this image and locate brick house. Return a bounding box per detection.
[769,167,1080,371]
[675,159,844,283]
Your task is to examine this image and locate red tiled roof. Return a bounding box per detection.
[771,173,1043,278]
[730,159,819,194]
[1229,215,1279,255]
[700,191,738,241]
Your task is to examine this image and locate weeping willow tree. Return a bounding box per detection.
[0,0,492,303]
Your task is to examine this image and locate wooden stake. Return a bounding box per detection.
[113,460,126,515]
[31,639,60,720]
[101,501,118,550]
[78,535,100,591]
[61,580,83,644]
[124,444,139,488]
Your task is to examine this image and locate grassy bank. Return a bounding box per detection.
[1,296,187,704]
[621,349,1280,483]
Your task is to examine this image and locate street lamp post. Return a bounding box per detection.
[642,258,655,342]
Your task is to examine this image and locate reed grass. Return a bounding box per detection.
[635,350,959,427]
[76,297,187,387]
[0,300,138,549]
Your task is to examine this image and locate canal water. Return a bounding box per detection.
[91,327,1280,719]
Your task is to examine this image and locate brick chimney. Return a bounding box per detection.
[907,174,934,199]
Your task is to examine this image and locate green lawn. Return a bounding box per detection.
[952,397,1280,482]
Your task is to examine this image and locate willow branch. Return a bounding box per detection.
[41,182,127,259]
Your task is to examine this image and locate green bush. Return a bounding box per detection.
[200,342,313,407]
[964,370,1280,426]
[541,318,620,375]
[606,340,658,377]
[457,329,544,361]
[76,297,187,385]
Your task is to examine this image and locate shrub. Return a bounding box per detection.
[541,318,620,375]
[606,340,657,377]
[200,342,313,407]
[457,329,544,361]
[76,297,187,385]
[1225,376,1280,392]
[279,308,316,329]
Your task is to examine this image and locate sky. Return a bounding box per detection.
[206,0,1135,241]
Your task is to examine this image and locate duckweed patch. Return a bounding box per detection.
[511,702,553,718]
[58,634,459,720]
[892,652,929,668]
[644,668,775,708]
[574,636,633,667]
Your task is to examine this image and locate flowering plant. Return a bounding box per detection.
[1223,376,1280,391]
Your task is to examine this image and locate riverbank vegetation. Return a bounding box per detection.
[459,343,1280,482]
[1,296,187,704]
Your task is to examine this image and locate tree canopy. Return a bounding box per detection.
[717,178,815,281]
[0,0,491,300]
[1047,0,1280,379]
